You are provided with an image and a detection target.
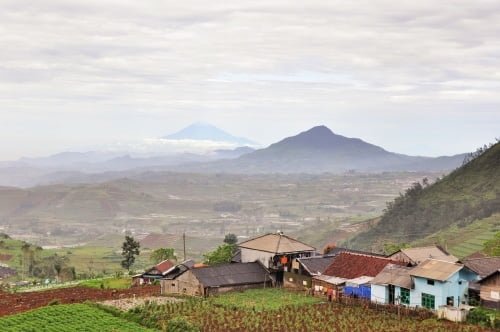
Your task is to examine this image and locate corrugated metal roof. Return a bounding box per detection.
[397,246,458,264]
[192,262,270,287]
[410,259,463,281]
[326,247,386,257]
[463,257,500,278]
[297,256,336,276]
[238,233,315,253]
[370,263,413,289]
[346,276,373,286]
[313,275,347,285]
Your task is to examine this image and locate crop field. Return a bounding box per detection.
[212,288,320,310]
[0,304,153,332]
[0,285,159,317]
[120,290,494,332]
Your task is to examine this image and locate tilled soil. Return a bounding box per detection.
[0,285,160,317]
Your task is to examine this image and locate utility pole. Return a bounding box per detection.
[183,232,186,261]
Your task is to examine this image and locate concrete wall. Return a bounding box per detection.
[240,248,274,268]
[371,284,387,304]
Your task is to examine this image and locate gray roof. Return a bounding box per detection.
[192,262,269,288]
[370,264,413,289]
[297,256,336,276]
[463,257,500,278]
[162,259,195,279]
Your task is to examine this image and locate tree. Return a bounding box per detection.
[383,242,410,255]
[203,244,236,265]
[223,233,238,245]
[483,232,500,256]
[121,235,140,272]
[150,248,176,264]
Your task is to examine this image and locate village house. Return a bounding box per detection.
[370,264,414,305]
[477,269,500,309]
[132,259,175,286]
[389,246,458,266]
[284,255,336,289]
[312,252,402,301]
[463,256,500,305]
[238,232,316,285]
[408,259,477,310]
[161,262,270,297]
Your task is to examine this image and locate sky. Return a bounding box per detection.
[1,0,499,160]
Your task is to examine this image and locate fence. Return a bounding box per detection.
[336,295,435,320]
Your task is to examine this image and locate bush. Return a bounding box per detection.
[166,317,200,332]
[467,307,499,328]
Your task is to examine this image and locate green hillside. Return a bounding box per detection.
[350,142,500,251]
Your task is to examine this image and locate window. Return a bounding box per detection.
[446,296,454,306]
[400,288,410,305]
[427,279,434,285]
[422,293,435,310]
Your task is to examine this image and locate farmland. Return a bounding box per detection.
[0,304,153,332]
[0,285,159,317]
[120,289,494,332]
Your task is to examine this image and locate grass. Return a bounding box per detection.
[211,288,321,311]
[0,304,154,332]
[79,277,131,289]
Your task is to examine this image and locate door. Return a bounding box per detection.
[388,285,395,304]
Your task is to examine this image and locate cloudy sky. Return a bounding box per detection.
[1,0,499,159]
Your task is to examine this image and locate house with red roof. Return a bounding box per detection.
[312,252,403,300]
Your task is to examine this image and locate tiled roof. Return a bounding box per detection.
[297,256,336,276]
[410,259,463,281]
[463,257,500,278]
[323,252,402,279]
[238,233,315,254]
[192,262,270,287]
[370,264,413,289]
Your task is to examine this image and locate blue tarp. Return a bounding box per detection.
[344,285,371,299]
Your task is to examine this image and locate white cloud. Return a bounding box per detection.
[0,0,499,159]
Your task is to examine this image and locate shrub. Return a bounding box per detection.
[467,307,499,328]
[166,317,200,332]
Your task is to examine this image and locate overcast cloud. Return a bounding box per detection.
[0,0,499,159]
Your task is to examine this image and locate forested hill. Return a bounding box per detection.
[350,141,500,251]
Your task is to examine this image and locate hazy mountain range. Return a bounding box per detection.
[0,124,467,187]
[173,126,467,174]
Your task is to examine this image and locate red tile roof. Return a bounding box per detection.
[323,252,403,279]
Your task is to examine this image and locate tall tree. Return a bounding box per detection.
[121,236,140,272]
[223,233,238,245]
[203,244,236,265]
[150,248,176,264]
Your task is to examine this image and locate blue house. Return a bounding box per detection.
[409,259,478,309]
[371,260,478,309]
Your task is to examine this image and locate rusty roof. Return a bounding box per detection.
[238,233,315,254]
[370,264,413,289]
[410,259,463,281]
[323,252,403,279]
